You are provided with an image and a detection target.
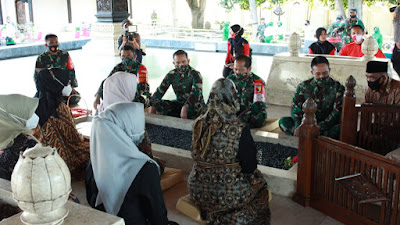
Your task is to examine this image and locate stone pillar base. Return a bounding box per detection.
[82,22,121,57]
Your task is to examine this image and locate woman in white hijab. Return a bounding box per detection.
[97,72,164,172]
[86,102,178,225]
[0,94,40,180]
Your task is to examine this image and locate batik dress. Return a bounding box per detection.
[34,103,90,176]
[189,115,271,225]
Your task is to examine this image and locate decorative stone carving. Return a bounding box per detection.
[362,35,378,61]
[11,144,71,225]
[97,0,112,12]
[288,32,302,57]
[95,0,129,22]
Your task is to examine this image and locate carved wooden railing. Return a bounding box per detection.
[340,75,400,155]
[294,98,400,225]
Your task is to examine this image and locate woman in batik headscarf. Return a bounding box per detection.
[0,94,40,180]
[97,72,164,172]
[86,102,178,225]
[188,78,271,225]
[33,68,90,178]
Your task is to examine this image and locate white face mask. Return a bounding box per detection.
[62,84,73,97]
[0,107,39,129]
[25,113,40,129]
[354,34,363,42]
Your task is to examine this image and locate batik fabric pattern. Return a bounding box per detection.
[189,119,270,225]
[0,134,37,180]
[34,103,90,176]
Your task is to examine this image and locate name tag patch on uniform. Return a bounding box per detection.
[253,79,266,103]
[138,66,148,83]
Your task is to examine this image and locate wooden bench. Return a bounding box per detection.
[294,97,400,225]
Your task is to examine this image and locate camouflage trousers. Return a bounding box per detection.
[239,108,267,129]
[279,116,340,139]
[153,100,202,119]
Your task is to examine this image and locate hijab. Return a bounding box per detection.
[35,68,69,126]
[193,78,240,159]
[230,24,245,56]
[309,28,336,55]
[99,72,138,112]
[372,27,383,49]
[0,94,39,149]
[90,102,158,215]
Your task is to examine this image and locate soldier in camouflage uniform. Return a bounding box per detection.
[279,56,345,139]
[34,34,80,105]
[256,18,267,43]
[93,45,150,109]
[227,55,267,128]
[327,15,344,51]
[149,50,205,119]
[335,9,365,49]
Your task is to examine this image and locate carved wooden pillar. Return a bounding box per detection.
[292,98,320,207]
[340,75,358,145]
[83,0,130,56]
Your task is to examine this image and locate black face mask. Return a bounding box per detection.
[48,45,59,53]
[368,76,383,91]
[350,15,357,19]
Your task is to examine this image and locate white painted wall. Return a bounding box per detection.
[70,0,96,24]
[32,0,69,32]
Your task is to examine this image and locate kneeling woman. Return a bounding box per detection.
[86,102,177,225]
[309,27,336,55]
[33,68,90,177]
[189,78,271,224]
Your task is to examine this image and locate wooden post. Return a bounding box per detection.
[339,75,357,145]
[293,98,320,207]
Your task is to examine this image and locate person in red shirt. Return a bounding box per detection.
[223,24,250,78]
[339,25,386,58]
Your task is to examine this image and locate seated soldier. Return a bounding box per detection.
[365,61,400,105]
[339,25,386,58]
[279,56,345,139]
[93,45,150,109]
[227,54,267,128]
[149,50,205,119]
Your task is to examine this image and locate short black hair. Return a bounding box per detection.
[315,27,327,40]
[173,50,188,59]
[351,24,364,32]
[121,45,135,54]
[45,34,57,41]
[311,56,330,68]
[235,54,252,68]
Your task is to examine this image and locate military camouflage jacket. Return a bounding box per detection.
[228,73,268,120]
[97,61,150,105]
[150,66,204,109]
[291,77,345,132]
[327,21,342,37]
[34,50,77,87]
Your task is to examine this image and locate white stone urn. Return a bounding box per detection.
[288,32,302,57]
[362,35,379,61]
[11,144,71,225]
